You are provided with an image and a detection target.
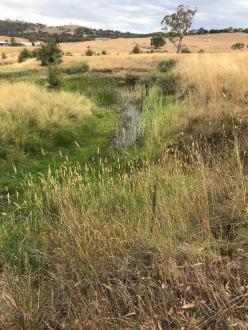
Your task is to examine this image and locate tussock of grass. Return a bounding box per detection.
[0,82,93,157]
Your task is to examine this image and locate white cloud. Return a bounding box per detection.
[0,0,247,32]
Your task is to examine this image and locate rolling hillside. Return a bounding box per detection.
[0,19,150,42]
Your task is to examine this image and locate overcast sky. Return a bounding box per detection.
[0,0,248,33]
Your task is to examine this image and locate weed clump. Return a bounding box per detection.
[125,72,139,87]
[85,47,94,56]
[146,71,181,97]
[157,59,177,73]
[231,42,245,50]
[47,65,62,91]
[132,44,141,54]
[63,62,89,75]
[181,47,191,53]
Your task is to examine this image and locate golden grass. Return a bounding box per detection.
[1,44,248,329]
[60,32,248,54]
[1,32,248,72]
[0,81,93,149]
[175,52,248,116]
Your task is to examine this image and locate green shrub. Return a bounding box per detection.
[30,48,39,58]
[18,48,31,63]
[132,45,141,54]
[157,59,177,73]
[63,62,89,75]
[145,71,181,97]
[151,34,166,49]
[47,65,62,91]
[158,73,181,96]
[85,47,94,56]
[65,52,73,56]
[231,43,245,50]
[101,50,107,55]
[198,49,205,53]
[181,47,191,53]
[37,39,62,66]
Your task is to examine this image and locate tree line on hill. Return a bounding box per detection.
[1,19,248,44]
[188,27,248,35]
[0,19,152,42]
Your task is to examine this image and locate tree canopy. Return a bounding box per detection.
[151,34,166,49]
[37,39,62,66]
[162,5,197,53]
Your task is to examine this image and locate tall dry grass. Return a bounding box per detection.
[176,53,248,115]
[1,53,248,328]
[1,148,248,329]
[0,82,93,154]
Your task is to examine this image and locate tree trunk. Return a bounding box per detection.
[177,36,184,53]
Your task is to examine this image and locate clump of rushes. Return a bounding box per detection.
[157,59,177,73]
[63,62,89,75]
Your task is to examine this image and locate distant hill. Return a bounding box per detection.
[0,19,153,42]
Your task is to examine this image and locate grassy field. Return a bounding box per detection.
[1,32,248,71]
[0,36,248,328]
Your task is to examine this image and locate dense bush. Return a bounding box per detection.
[151,34,166,49]
[18,48,31,63]
[18,48,38,63]
[145,71,181,97]
[101,50,107,55]
[132,44,141,54]
[157,59,177,73]
[37,39,62,66]
[159,72,181,96]
[63,62,89,75]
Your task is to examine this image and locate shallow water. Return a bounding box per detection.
[111,97,142,149]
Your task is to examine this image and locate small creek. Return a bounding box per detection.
[110,96,143,149]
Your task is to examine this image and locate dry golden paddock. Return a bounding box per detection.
[1,32,248,72]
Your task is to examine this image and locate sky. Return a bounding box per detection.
[0,0,248,33]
